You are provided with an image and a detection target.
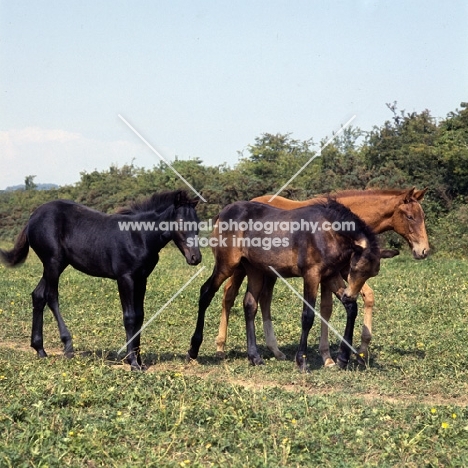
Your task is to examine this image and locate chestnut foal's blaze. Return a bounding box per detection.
[0,190,202,370]
[187,199,398,370]
[216,188,429,367]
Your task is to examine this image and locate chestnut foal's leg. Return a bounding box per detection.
[356,282,375,363]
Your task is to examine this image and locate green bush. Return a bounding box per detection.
[430,203,468,258]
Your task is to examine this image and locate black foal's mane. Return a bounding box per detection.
[116,189,191,215]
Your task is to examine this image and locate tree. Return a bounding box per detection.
[24,175,37,191]
[437,104,468,196]
[235,133,318,198]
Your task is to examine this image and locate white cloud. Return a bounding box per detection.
[0,127,174,189]
[0,127,81,144]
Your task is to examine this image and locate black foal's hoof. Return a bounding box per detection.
[186,352,199,365]
[64,347,75,359]
[295,354,309,373]
[130,363,147,372]
[249,356,265,366]
[336,357,349,370]
[36,350,48,358]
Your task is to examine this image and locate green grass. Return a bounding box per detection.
[1,245,468,467]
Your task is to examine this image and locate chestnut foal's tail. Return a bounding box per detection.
[0,225,30,267]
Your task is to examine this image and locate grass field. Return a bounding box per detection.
[1,244,468,467]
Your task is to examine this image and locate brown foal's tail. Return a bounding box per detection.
[0,225,30,267]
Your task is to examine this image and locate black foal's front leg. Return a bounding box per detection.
[132,278,147,370]
[336,297,358,369]
[117,275,145,371]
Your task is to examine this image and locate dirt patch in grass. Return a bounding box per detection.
[3,339,465,408]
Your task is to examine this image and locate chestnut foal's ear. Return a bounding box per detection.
[413,188,428,201]
[404,187,416,204]
[379,248,400,259]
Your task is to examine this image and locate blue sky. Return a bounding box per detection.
[1,1,467,189]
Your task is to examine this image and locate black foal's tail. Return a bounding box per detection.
[0,225,30,267]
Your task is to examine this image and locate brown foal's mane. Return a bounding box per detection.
[324,188,412,199]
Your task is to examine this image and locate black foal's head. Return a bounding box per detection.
[171,192,202,266]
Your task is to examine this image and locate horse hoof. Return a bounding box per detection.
[131,364,147,372]
[274,351,287,361]
[64,351,75,359]
[249,356,265,366]
[324,358,336,368]
[216,351,226,359]
[36,350,48,358]
[356,354,367,366]
[186,353,198,365]
[336,358,348,370]
[356,350,368,366]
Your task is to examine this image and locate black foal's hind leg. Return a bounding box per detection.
[31,278,48,357]
[45,267,74,357]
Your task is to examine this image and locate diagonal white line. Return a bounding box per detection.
[118,266,206,355]
[268,266,358,355]
[118,114,207,202]
[268,115,356,202]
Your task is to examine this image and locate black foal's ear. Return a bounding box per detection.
[190,198,200,208]
[174,191,186,209]
[379,248,399,259]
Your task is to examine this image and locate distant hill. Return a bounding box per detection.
[3,183,59,192]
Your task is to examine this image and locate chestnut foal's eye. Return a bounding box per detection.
[406,214,414,221]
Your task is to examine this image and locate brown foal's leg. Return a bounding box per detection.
[318,276,347,367]
[259,275,286,360]
[318,285,335,367]
[215,267,246,357]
